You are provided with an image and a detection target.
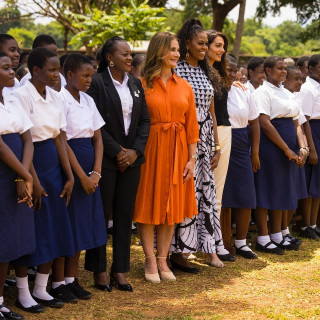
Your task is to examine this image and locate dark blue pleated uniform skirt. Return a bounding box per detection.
[254,118,298,210]
[67,138,107,252]
[297,166,308,200]
[305,119,320,199]
[0,133,35,263]
[222,127,256,209]
[15,139,74,266]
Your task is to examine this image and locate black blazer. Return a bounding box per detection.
[87,69,150,170]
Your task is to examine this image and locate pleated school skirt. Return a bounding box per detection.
[67,138,107,252]
[222,127,256,209]
[305,119,320,199]
[0,133,35,263]
[254,118,298,210]
[15,139,74,266]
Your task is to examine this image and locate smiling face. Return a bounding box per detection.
[266,60,287,86]
[67,63,94,92]
[284,69,303,93]
[162,39,180,70]
[0,56,15,89]
[226,60,238,87]
[249,63,265,86]
[0,39,20,68]
[107,41,132,74]
[33,56,60,88]
[207,35,225,64]
[187,31,208,63]
[309,62,320,83]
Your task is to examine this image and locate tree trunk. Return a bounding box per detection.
[63,27,69,53]
[233,0,246,59]
[212,7,229,31]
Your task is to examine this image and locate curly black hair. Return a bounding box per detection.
[97,36,126,73]
[176,18,221,96]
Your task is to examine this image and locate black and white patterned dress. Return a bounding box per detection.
[170,61,224,253]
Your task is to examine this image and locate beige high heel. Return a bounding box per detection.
[144,255,160,283]
[157,256,176,281]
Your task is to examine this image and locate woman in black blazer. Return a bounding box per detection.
[85,36,150,291]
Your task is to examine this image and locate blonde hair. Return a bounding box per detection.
[141,32,177,90]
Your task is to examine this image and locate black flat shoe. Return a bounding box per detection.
[15,299,44,314]
[255,242,284,255]
[217,253,236,262]
[0,304,24,320]
[313,226,320,237]
[110,273,133,292]
[32,296,64,308]
[169,257,200,274]
[299,227,319,240]
[272,240,299,251]
[5,278,16,287]
[236,246,258,259]
[0,312,4,320]
[284,234,302,246]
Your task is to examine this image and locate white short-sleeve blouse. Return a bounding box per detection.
[12,80,66,142]
[252,81,300,120]
[0,94,33,135]
[227,86,259,128]
[60,87,105,140]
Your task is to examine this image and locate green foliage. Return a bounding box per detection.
[0,4,21,33]
[70,0,166,48]
[7,27,35,48]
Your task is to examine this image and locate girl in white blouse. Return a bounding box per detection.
[221,55,260,259]
[59,54,107,297]
[298,54,320,239]
[0,51,40,318]
[252,56,302,255]
[13,47,76,311]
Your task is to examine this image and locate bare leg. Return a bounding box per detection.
[0,263,9,297]
[137,223,157,274]
[254,207,268,236]
[287,210,295,228]
[51,257,65,282]
[282,210,288,231]
[300,198,312,227]
[310,199,320,226]
[269,210,282,234]
[234,208,251,240]
[156,224,174,272]
[65,252,80,278]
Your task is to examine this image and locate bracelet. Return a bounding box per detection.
[14,178,24,182]
[215,145,221,151]
[189,154,197,161]
[89,171,102,179]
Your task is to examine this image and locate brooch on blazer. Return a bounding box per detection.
[134,90,140,97]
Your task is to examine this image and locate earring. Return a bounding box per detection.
[186,49,190,60]
[109,61,114,67]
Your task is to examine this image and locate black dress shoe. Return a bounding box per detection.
[49,284,78,303]
[299,227,319,240]
[255,242,284,255]
[110,273,133,292]
[284,234,302,246]
[67,279,93,299]
[236,246,258,259]
[169,257,200,274]
[313,226,320,237]
[0,304,24,320]
[0,312,4,320]
[272,239,299,251]
[5,279,16,287]
[217,253,236,262]
[32,296,64,308]
[15,299,44,313]
[93,274,112,292]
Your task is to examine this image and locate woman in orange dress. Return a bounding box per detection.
[133,32,199,283]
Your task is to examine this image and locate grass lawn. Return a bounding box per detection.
[5,234,320,320]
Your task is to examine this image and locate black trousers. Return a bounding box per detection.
[85,166,140,273]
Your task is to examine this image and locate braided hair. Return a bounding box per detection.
[97,36,126,73]
[176,18,221,96]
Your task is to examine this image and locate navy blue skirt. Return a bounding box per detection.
[0,133,35,263]
[305,120,320,199]
[254,118,298,210]
[297,166,308,200]
[67,138,106,252]
[222,127,256,209]
[15,139,74,266]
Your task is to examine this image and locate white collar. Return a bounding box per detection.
[25,80,53,104]
[107,67,129,87]
[306,76,320,88]
[61,87,84,108]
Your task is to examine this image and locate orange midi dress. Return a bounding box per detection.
[133,74,199,225]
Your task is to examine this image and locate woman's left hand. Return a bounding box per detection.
[17,181,33,207]
[251,153,260,172]
[210,152,221,171]
[298,149,308,168]
[60,178,74,206]
[117,148,138,171]
[233,81,248,91]
[183,160,195,184]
